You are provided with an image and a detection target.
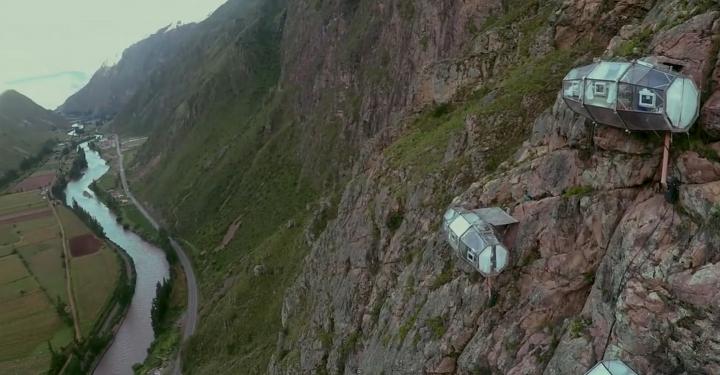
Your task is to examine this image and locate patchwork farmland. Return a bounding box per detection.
[57,205,120,336]
[0,190,121,373]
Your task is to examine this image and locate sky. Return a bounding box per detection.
[0,0,227,109]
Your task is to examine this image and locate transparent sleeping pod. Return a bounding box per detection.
[563,59,700,132]
[442,207,512,276]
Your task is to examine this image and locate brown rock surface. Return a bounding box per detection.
[650,11,720,87]
[269,2,720,375]
[702,90,720,138]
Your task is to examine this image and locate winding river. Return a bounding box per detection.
[65,143,170,375]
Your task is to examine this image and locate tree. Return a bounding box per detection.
[150,279,173,335]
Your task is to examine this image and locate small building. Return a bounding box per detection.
[442,207,517,276]
[585,360,638,375]
[562,59,700,132]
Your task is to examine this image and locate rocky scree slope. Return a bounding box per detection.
[81,0,720,373]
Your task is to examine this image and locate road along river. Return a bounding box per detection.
[65,142,170,375]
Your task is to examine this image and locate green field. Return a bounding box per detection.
[0,254,72,374]
[0,191,122,372]
[71,248,120,336]
[120,204,156,239]
[96,170,119,191]
[0,191,47,216]
[56,205,92,238]
[21,239,67,303]
[0,225,20,246]
[57,204,121,336]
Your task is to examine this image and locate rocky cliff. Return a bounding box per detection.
[71,0,720,373]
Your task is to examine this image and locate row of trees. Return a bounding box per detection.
[49,144,89,204]
[151,279,172,335]
[68,147,88,181]
[71,200,106,237]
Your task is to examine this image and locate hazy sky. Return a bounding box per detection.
[0,0,227,109]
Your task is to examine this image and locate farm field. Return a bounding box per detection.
[0,191,121,372]
[58,205,120,336]
[57,204,93,238]
[0,253,71,374]
[0,190,48,216]
[11,170,56,193]
[71,247,120,336]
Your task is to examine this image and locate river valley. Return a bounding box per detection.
[65,143,170,375]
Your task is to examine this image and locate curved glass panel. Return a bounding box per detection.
[587,62,631,81]
[460,212,480,226]
[448,231,459,250]
[494,245,509,271]
[564,63,597,80]
[564,98,592,118]
[636,69,673,89]
[620,63,651,84]
[666,78,699,129]
[563,80,583,101]
[584,80,617,109]
[586,106,625,128]
[460,230,486,253]
[477,244,508,275]
[477,246,493,275]
[617,83,664,113]
[449,215,472,237]
[443,208,459,232]
[585,360,638,375]
[617,111,669,131]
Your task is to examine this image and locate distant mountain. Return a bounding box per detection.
[0,90,68,175]
[59,24,198,119]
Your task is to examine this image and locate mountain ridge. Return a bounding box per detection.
[0,89,68,175]
[66,0,720,373]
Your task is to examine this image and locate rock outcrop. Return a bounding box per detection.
[270,2,720,375]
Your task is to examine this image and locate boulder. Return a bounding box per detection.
[676,151,720,184]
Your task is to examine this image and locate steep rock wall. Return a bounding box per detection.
[270,1,720,374]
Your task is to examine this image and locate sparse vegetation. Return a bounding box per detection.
[707,205,720,231]
[614,27,654,58]
[425,316,446,339]
[431,260,454,290]
[386,210,405,231]
[563,185,594,198]
[569,317,591,338]
[398,307,420,342]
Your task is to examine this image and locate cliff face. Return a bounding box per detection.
[71,0,720,373]
[269,1,720,374]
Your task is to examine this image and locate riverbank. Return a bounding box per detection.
[64,142,170,374]
[88,137,190,374]
[48,145,137,374]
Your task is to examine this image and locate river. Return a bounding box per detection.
[64,142,170,375]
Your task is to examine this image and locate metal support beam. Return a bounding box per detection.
[661,132,671,188]
[486,277,493,300]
